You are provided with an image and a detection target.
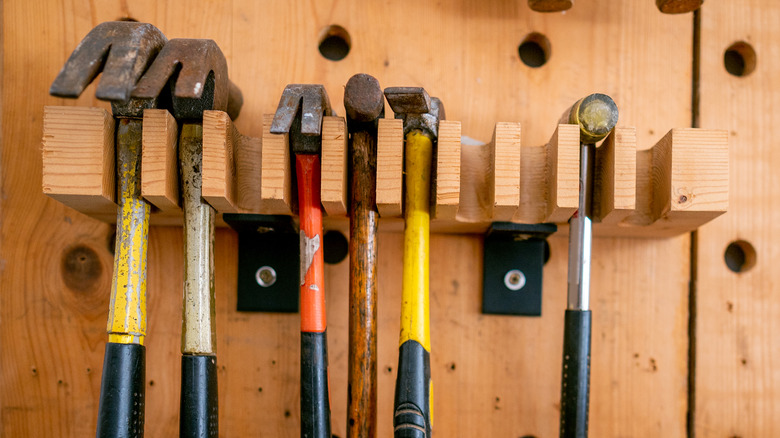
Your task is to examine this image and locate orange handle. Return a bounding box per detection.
[296,154,326,333]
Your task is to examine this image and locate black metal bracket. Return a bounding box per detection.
[482,222,557,316]
[223,214,299,313]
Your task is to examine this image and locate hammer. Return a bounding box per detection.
[271,84,334,438]
[558,94,618,438]
[343,74,383,438]
[133,38,242,438]
[384,87,445,438]
[50,21,167,438]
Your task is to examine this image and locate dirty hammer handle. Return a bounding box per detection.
[560,309,592,438]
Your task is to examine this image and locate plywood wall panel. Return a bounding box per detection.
[2,1,694,436]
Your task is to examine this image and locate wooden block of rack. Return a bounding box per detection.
[41,106,116,218]
[321,116,348,217]
[141,109,179,213]
[376,118,404,218]
[604,128,729,237]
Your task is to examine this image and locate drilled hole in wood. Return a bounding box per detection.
[724,41,756,77]
[318,25,351,61]
[518,33,551,68]
[724,240,756,273]
[324,230,348,264]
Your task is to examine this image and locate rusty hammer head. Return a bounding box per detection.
[384,87,445,138]
[132,38,243,121]
[270,84,334,155]
[343,73,384,132]
[49,21,167,117]
[562,93,619,144]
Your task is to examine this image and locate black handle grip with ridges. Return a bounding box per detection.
[393,340,431,438]
[301,331,331,438]
[560,309,592,438]
[96,342,146,438]
[180,354,218,437]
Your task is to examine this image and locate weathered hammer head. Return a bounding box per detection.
[384,87,445,138]
[49,21,167,117]
[343,73,384,131]
[270,84,334,155]
[132,38,243,121]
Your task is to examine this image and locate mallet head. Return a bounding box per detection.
[49,21,167,116]
[132,38,243,121]
[564,93,619,144]
[343,73,384,130]
[384,87,445,138]
[270,84,334,154]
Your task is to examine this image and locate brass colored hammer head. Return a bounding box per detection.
[270,84,334,155]
[384,87,445,138]
[49,21,167,117]
[563,93,619,144]
[132,39,243,121]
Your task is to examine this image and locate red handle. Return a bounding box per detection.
[296,154,326,333]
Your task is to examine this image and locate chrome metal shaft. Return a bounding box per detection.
[567,142,595,311]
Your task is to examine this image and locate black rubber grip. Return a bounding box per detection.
[301,331,331,438]
[96,342,146,438]
[180,354,218,438]
[393,340,431,438]
[560,309,592,438]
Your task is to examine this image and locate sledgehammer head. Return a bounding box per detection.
[50,21,167,109]
[132,38,243,121]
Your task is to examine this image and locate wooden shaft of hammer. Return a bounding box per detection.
[347,130,379,437]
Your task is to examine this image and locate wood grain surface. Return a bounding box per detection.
[2,1,696,436]
[696,1,780,436]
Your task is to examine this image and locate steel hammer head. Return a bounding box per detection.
[50,21,167,116]
[270,84,334,155]
[132,39,243,121]
[384,87,445,138]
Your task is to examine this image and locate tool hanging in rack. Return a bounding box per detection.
[271,84,334,438]
[49,21,168,438]
[385,87,445,438]
[133,38,243,438]
[558,93,619,438]
[343,74,384,438]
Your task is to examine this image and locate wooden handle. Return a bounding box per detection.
[347,131,379,437]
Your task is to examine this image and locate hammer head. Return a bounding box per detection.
[565,93,619,144]
[270,84,334,155]
[49,21,167,117]
[343,73,384,131]
[132,39,243,121]
[384,87,445,138]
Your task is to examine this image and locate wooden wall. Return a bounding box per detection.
[0,0,763,436]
